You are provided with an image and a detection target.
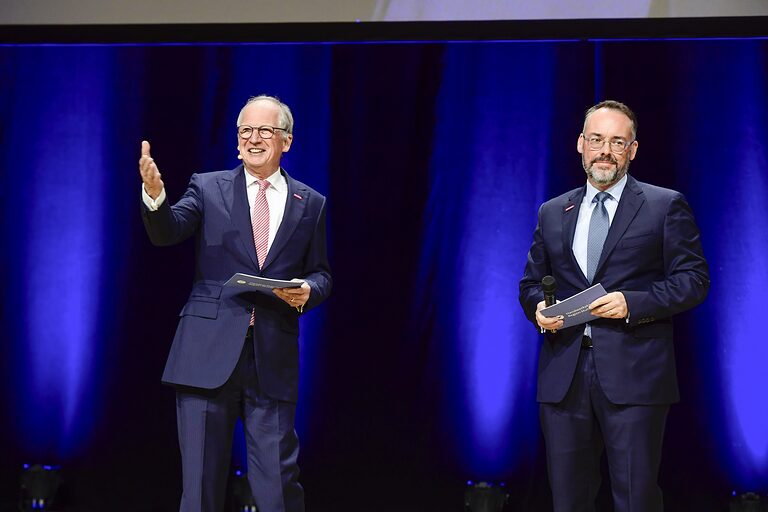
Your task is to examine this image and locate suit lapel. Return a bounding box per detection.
[562,186,587,283]
[218,165,259,270]
[595,175,645,278]
[261,169,308,272]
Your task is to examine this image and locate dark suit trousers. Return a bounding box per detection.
[175,336,303,512]
[540,347,668,512]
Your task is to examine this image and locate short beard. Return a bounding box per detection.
[583,153,630,186]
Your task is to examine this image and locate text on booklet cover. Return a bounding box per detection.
[224,273,303,291]
[540,283,608,329]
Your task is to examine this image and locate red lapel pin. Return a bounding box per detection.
[293,193,303,200]
[564,204,575,212]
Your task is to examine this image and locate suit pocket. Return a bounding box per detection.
[190,280,223,300]
[617,232,655,250]
[179,299,220,319]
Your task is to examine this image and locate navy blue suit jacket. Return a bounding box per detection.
[142,166,332,403]
[519,175,709,405]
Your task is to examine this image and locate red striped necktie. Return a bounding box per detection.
[252,178,271,268]
[250,179,270,326]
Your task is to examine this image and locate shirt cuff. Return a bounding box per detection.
[142,184,166,211]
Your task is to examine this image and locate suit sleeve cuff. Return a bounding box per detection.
[142,184,166,211]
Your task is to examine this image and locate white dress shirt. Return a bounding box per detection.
[572,174,627,278]
[572,174,628,335]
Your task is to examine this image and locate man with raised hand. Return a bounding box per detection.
[139,95,331,512]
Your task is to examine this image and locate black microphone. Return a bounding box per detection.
[542,275,556,307]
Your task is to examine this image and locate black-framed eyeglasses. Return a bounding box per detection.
[237,125,288,140]
[583,134,634,154]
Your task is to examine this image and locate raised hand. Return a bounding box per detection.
[139,140,164,199]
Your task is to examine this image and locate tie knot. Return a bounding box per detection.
[256,179,271,193]
[593,191,611,205]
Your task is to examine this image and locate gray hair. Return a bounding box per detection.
[583,100,637,140]
[236,95,294,135]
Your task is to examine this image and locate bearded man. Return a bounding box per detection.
[519,100,709,512]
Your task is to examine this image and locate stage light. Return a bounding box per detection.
[465,480,508,512]
[19,464,62,511]
[730,491,768,512]
[230,469,257,512]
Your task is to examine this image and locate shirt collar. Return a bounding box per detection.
[585,173,628,204]
[244,167,286,193]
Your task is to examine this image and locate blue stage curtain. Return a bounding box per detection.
[1,38,766,510]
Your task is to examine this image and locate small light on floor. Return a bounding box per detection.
[230,469,257,512]
[729,491,767,512]
[465,480,508,512]
[19,464,62,511]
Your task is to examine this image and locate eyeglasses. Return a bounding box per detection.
[237,125,288,140]
[583,135,634,154]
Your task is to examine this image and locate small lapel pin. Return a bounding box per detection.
[564,204,575,212]
[293,193,303,200]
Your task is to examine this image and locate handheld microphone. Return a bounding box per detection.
[542,275,556,307]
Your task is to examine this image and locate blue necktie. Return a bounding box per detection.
[586,192,611,283]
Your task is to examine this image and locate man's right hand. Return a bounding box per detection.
[139,140,164,199]
[535,300,564,332]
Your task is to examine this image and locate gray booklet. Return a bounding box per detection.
[540,283,608,329]
[224,272,303,291]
